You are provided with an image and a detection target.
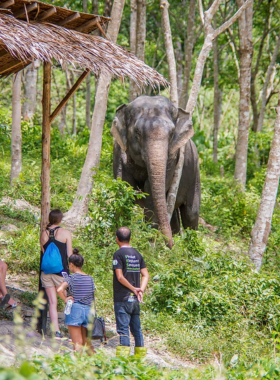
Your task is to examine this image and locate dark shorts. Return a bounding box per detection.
[65,302,91,328]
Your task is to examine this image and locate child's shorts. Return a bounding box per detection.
[65,302,91,328]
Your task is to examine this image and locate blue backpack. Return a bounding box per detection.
[41,228,63,274]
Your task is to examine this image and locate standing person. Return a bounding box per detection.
[57,248,96,353]
[40,209,72,339]
[113,227,149,358]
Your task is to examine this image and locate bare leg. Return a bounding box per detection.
[0,261,15,305]
[68,326,84,351]
[81,326,95,355]
[45,286,59,332]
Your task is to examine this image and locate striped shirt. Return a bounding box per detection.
[65,273,95,306]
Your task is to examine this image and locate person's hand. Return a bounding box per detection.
[133,288,143,303]
[65,296,74,304]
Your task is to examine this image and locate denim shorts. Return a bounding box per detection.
[65,302,91,328]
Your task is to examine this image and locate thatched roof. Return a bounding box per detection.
[0,0,110,34]
[0,4,168,88]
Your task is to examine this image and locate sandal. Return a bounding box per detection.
[5,301,20,310]
[0,294,10,309]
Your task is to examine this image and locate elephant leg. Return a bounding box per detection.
[180,201,199,230]
[170,208,180,234]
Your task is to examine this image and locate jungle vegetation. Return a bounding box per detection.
[1,0,280,378]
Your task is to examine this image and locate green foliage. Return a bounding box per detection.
[149,243,280,329]
[85,175,146,243]
[201,177,259,234]
[5,226,40,272]
[0,353,192,380]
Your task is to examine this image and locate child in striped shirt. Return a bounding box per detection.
[57,248,95,352]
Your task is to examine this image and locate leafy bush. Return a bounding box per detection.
[149,244,280,330]
[85,175,146,243]
[201,177,259,234]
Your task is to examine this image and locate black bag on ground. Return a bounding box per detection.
[90,300,107,342]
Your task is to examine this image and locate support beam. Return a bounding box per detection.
[50,70,89,124]
[58,11,80,26]
[75,17,98,32]
[37,7,56,21]
[40,62,51,232]
[96,20,108,39]
[14,3,37,18]
[0,0,14,8]
[0,59,26,75]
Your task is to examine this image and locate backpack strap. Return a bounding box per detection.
[46,226,61,242]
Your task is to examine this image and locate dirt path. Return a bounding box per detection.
[0,283,194,370]
[0,307,194,370]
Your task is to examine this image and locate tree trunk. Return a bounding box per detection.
[104,0,112,17]
[40,62,51,232]
[129,0,146,101]
[185,33,213,116]
[83,0,92,129]
[175,40,183,101]
[92,0,98,14]
[248,91,280,271]
[213,21,222,163]
[129,0,137,102]
[71,71,77,135]
[250,6,269,132]
[160,0,178,107]
[64,0,125,224]
[22,60,40,121]
[10,72,22,185]
[179,0,196,109]
[52,68,68,135]
[234,0,253,190]
[256,30,280,132]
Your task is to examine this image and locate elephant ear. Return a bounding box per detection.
[169,108,194,156]
[111,104,127,152]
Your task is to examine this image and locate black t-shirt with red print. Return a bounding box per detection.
[113,246,146,302]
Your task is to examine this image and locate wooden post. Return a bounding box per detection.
[37,61,51,335]
[40,62,51,232]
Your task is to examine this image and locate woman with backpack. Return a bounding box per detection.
[40,209,72,339]
[57,249,96,353]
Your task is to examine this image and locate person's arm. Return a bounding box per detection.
[140,268,149,293]
[115,269,143,300]
[66,231,72,258]
[57,281,73,303]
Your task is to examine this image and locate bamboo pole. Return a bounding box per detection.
[40,62,51,232]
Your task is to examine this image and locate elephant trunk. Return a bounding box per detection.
[145,141,173,248]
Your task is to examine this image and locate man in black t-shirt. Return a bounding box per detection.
[113,227,149,357]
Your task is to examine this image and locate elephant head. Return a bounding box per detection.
[111,96,193,248]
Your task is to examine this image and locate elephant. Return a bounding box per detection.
[111,95,200,248]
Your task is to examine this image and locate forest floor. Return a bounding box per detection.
[0,282,195,370]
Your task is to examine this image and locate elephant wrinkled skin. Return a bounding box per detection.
[111,95,201,248]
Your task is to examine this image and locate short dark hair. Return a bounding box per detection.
[48,209,63,226]
[69,248,84,268]
[116,227,131,242]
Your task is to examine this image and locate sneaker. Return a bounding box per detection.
[55,331,63,340]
